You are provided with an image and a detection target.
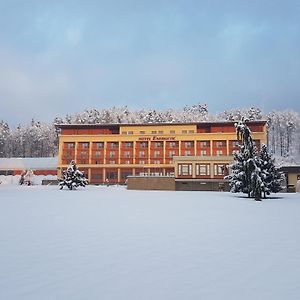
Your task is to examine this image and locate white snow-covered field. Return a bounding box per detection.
[0,185,299,300]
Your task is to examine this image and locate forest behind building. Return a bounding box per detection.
[1,104,300,165]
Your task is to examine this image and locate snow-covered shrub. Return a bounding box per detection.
[58,161,88,190]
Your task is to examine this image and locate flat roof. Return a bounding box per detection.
[55,120,267,129]
[0,157,58,170]
[279,166,300,172]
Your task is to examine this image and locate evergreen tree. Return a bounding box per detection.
[227,119,283,200]
[227,119,264,200]
[259,144,283,198]
[0,121,10,157]
[59,160,88,190]
[228,144,250,196]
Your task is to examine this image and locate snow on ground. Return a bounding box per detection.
[0,185,299,300]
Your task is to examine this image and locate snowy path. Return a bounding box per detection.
[0,185,299,300]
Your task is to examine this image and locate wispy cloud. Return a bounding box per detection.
[0,0,299,125]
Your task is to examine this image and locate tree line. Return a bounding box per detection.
[0,119,57,158]
[1,104,300,163]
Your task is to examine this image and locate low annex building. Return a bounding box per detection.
[279,165,300,192]
[0,157,58,176]
[56,121,267,189]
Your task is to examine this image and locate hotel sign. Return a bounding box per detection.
[138,136,176,141]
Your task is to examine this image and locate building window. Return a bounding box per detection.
[139,151,145,158]
[92,174,102,180]
[66,143,75,149]
[184,150,191,156]
[214,164,226,176]
[154,142,163,148]
[154,160,160,164]
[140,131,145,134]
[140,142,148,148]
[170,130,176,134]
[95,151,101,157]
[188,130,194,133]
[128,131,133,135]
[169,142,178,148]
[95,142,104,149]
[124,142,133,148]
[196,164,210,176]
[154,151,161,158]
[124,160,131,164]
[182,130,187,134]
[122,131,127,134]
[200,141,209,148]
[151,131,157,134]
[169,150,176,158]
[139,160,145,164]
[0,170,12,175]
[110,142,118,149]
[124,151,131,158]
[107,171,117,179]
[158,131,164,134]
[82,143,89,149]
[80,151,86,158]
[178,164,192,176]
[65,150,72,158]
[232,141,239,147]
[109,160,116,164]
[109,151,115,158]
[216,150,223,156]
[216,141,226,148]
[200,150,207,156]
[184,141,194,148]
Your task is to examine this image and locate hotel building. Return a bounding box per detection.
[56,121,267,185]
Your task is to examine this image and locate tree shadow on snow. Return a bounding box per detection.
[234,194,284,201]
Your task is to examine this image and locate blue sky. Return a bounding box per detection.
[0,0,300,124]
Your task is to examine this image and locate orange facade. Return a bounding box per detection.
[57,121,267,184]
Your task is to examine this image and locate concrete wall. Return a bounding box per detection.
[127,176,175,190]
[127,176,230,192]
[175,180,230,191]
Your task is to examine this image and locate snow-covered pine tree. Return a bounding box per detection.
[59,160,88,190]
[259,144,283,197]
[0,121,10,157]
[226,118,265,200]
[228,144,250,195]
